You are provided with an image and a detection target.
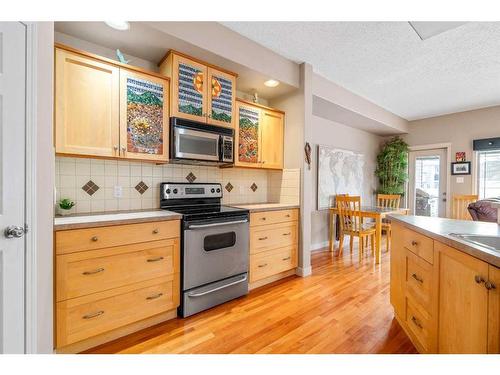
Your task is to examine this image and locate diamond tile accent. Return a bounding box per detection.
[250,182,258,192]
[225,182,233,192]
[135,181,149,195]
[82,180,99,196]
[185,172,197,183]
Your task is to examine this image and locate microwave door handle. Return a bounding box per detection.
[218,135,223,161]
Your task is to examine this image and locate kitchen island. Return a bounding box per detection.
[389,214,499,354]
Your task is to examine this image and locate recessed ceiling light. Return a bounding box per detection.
[104,21,130,31]
[264,79,280,88]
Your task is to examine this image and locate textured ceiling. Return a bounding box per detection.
[221,22,500,120]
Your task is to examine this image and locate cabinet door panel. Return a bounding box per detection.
[488,265,500,353]
[171,55,207,122]
[260,110,284,169]
[207,68,235,127]
[55,49,119,157]
[235,102,261,168]
[119,69,169,162]
[437,242,489,353]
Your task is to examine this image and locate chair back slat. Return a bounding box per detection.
[452,194,478,220]
[377,194,401,209]
[336,195,362,232]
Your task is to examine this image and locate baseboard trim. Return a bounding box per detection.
[311,240,329,251]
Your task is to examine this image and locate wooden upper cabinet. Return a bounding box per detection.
[207,67,236,127]
[55,48,120,157]
[235,101,261,168]
[55,44,170,162]
[235,99,285,170]
[159,51,237,127]
[260,110,284,169]
[437,242,489,353]
[119,69,169,162]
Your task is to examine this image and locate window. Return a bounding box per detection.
[477,150,500,199]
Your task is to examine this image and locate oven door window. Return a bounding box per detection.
[175,128,219,161]
[203,232,236,252]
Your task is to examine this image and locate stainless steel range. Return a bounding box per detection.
[160,182,249,317]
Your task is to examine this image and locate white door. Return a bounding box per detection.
[0,22,26,353]
[409,148,447,217]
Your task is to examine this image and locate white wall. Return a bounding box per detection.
[309,116,382,250]
[404,105,500,196]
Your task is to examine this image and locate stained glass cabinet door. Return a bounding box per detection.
[171,54,208,123]
[119,69,169,162]
[235,101,261,168]
[207,67,236,128]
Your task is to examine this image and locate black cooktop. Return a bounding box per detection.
[163,204,248,221]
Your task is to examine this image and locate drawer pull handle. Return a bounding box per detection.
[91,236,98,242]
[82,268,105,275]
[485,281,496,290]
[260,217,267,221]
[283,232,291,236]
[147,256,164,263]
[474,275,485,284]
[411,240,418,246]
[258,263,268,268]
[146,293,163,300]
[282,256,291,261]
[411,316,423,329]
[411,273,423,283]
[258,236,268,241]
[83,310,104,320]
[285,214,291,217]
[152,228,159,234]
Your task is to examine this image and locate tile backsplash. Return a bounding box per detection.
[55,157,300,214]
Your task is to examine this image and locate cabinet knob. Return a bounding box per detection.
[474,275,485,284]
[485,281,496,290]
[121,146,126,154]
[114,145,118,151]
[411,316,423,329]
[411,273,423,283]
[411,240,418,246]
[152,228,159,234]
[91,236,98,242]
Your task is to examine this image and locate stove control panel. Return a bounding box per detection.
[161,183,222,200]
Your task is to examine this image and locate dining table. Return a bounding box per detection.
[328,206,410,264]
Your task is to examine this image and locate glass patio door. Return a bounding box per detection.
[408,148,447,217]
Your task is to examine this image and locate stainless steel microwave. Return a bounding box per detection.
[170,118,234,166]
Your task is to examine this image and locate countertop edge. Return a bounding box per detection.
[54,212,182,231]
[389,214,500,268]
[232,204,300,213]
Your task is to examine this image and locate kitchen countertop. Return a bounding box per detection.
[54,209,182,231]
[232,203,300,213]
[389,214,500,267]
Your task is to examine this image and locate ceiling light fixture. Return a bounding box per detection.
[264,79,280,88]
[104,21,130,31]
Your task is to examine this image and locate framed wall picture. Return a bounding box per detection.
[451,161,471,175]
[455,152,466,162]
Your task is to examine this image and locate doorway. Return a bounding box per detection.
[408,148,448,217]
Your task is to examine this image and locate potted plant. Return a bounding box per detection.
[57,198,75,216]
[375,136,409,197]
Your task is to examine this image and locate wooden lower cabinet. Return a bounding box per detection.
[55,220,181,352]
[390,222,500,354]
[249,209,299,288]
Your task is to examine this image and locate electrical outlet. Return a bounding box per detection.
[456,177,464,184]
[114,185,123,198]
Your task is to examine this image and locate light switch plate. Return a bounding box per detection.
[114,185,123,198]
[456,177,464,184]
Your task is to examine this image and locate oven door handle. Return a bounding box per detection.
[187,275,248,298]
[187,219,248,229]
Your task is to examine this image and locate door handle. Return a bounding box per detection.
[4,225,26,238]
[188,219,248,229]
[187,275,247,297]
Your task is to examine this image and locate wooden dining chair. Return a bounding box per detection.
[376,194,401,252]
[451,194,478,220]
[336,195,376,262]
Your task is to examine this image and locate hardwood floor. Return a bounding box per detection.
[84,243,417,354]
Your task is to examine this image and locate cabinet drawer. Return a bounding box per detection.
[401,226,434,264]
[55,220,180,254]
[250,246,297,283]
[406,299,432,353]
[56,239,179,301]
[56,276,179,347]
[405,249,434,313]
[250,222,297,254]
[250,209,298,227]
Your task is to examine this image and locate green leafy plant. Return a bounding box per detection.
[375,136,409,195]
[58,198,75,210]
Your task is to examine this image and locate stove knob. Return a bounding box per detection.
[211,188,215,193]
[166,189,171,194]
[173,189,178,194]
[216,188,221,193]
